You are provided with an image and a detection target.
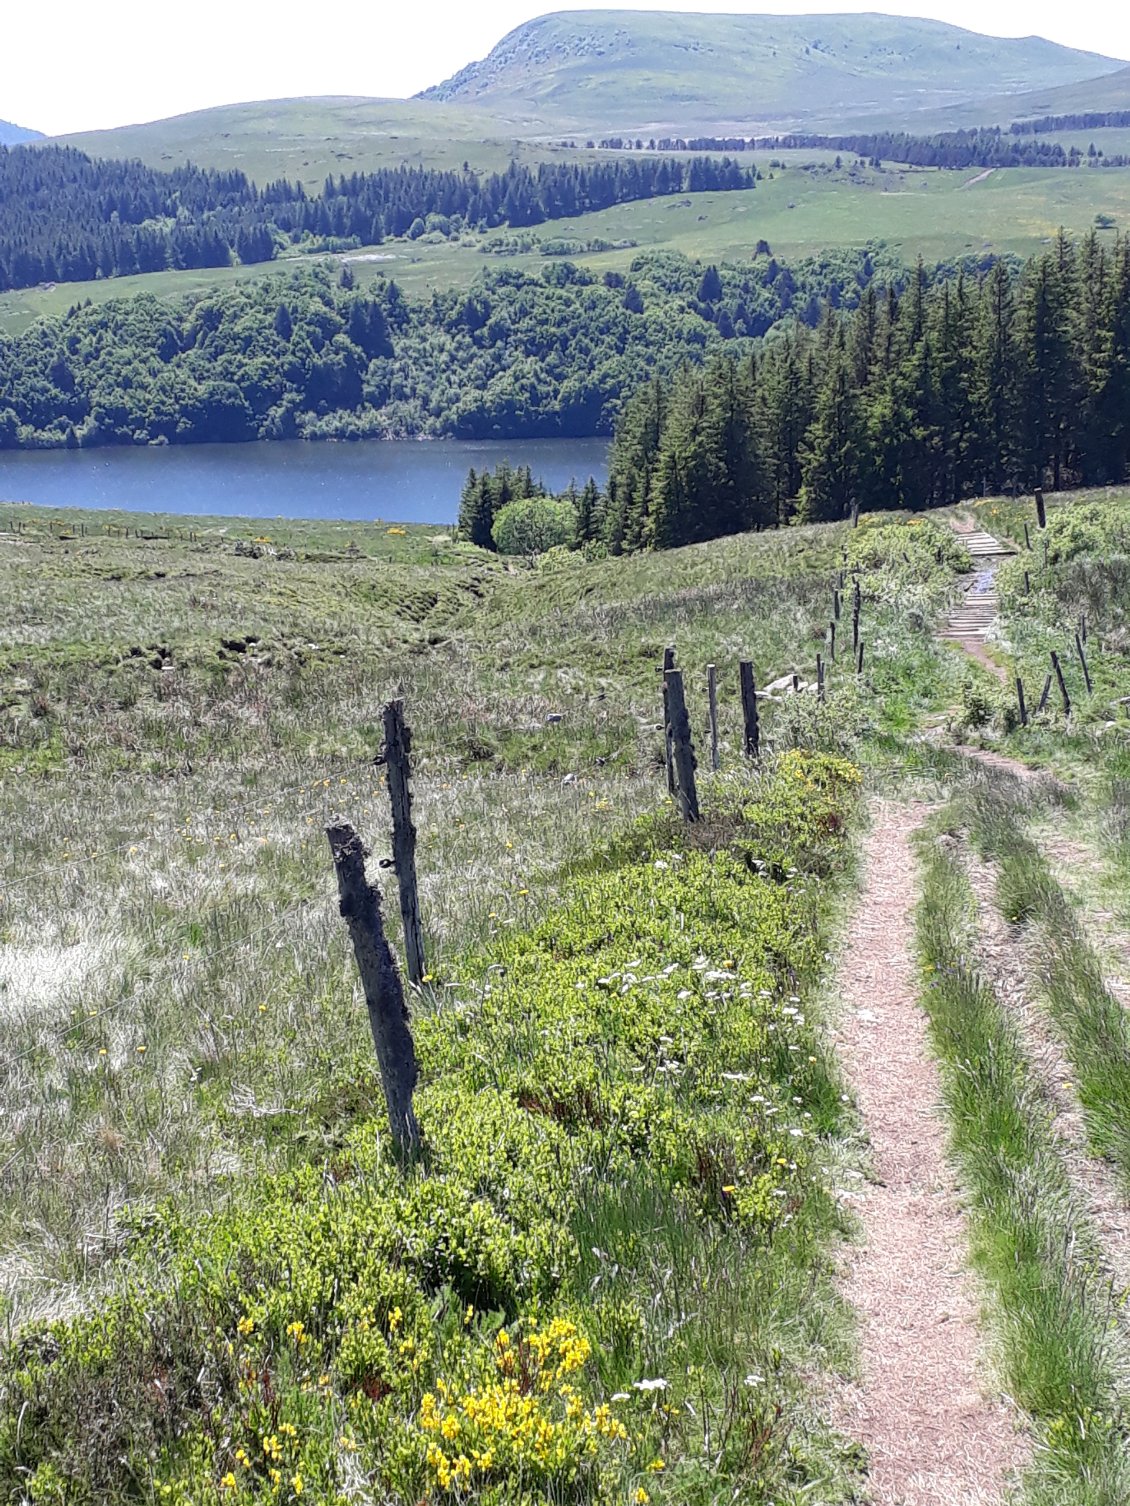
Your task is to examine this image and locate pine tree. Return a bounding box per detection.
[970,261,1020,493]
[797,335,868,522]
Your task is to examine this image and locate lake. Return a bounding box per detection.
[0,437,611,524]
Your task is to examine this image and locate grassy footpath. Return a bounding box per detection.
[915,814,1130,1505]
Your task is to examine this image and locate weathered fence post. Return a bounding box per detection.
[850,499,860,529]
[1080,613,1088,645]
[1023,522,1032,551]
[1036,673,1052,714]
[852,579,861,652]
[1023,570,1031,595]
[325,820,421,1154]
[856,640,865,675]
[833,589,841,621]
[1035,487,1047,530]
[1051,651,1071,716]
[664,669,700,822]
[828,620,836,663]
[1074,632,1093,696]
[816,653,825,702]
[1016,677,1028,727]
[706,664,720,772]
[380,699,426,985]
[662,646,676,795]
[738,660,760,760]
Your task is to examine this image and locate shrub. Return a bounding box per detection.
[492,497,578,556]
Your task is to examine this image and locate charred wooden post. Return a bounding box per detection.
[326,820,421,1154]
[1036,673,1052,714]
[706,664,720,773]
[1051,651,1071,716]
[738,660,760,760]
[816,654,825,702]
[380,699,426,985]
[664,669,700,822]
[1016,677,1028,727]
[856,640,865,675]
[661,646,676,795]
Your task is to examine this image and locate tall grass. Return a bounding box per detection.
[963,785,1130,1188]
[916,824,1130,1504]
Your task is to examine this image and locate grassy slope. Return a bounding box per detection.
[0,504,970,1501]
[53,97,570,191]
[420,9,1124,132]
[883,62,1130,132]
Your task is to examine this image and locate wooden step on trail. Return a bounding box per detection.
[940,527,1013,674]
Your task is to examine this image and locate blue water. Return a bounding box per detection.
[0,437,610,524]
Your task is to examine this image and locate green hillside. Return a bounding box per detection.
[863,61,1130,132]
[8,159,1130,339]
[54,97,558,192]
[419,8,1126,132]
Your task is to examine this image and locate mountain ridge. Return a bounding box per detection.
[0,118,43,145]
[418,9,1128,132]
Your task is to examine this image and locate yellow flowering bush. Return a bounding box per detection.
[416,1320,630,1491]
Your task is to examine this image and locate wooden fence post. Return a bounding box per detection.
[662,646,676,795]
[664,669,700,822]
[1036,673,1052,714]
[706,664,720,772]
[1016,677,1028,727]
[380,699,426,985]
[1051,651,1071,716]
[1074,632,1093,696]
[325,820,421,1154]
[856,641,865,675]
[1023,570,1031,595]
[1023,522,1032,551]
[833,589,841,621]
[828,620,836,663]
[738,660,760,760]
[816,654,825,702]
[852,580,861,652]
[1035,487,1047,530]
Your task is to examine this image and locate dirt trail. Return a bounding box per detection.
[832,802,1027,1505]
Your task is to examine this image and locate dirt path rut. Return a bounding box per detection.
[832,802,1027,1505]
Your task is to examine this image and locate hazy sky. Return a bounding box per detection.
[8,0,1130,136]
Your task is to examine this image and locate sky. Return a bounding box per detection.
[7,0,1130,137]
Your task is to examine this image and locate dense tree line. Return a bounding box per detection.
[0,144,757,294]
[590,231,1130,550]
[0,245,906,447]
[594,129,1127,169]
[1010,111,1130,135]
[456,232,1130,554]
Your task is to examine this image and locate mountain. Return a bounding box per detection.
[0,118,42,145]
[419,10,1127,133]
